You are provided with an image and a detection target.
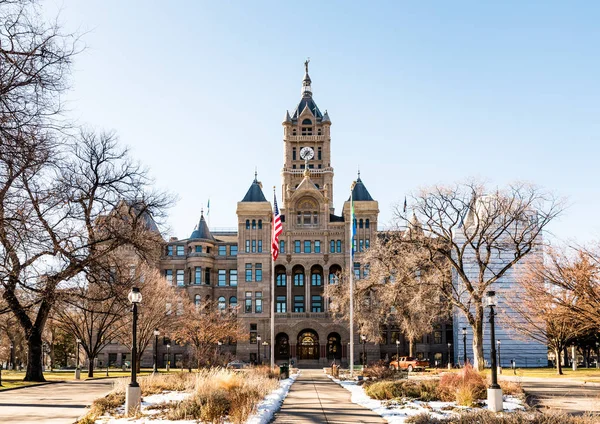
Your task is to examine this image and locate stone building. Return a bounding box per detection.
[154,63,454,368]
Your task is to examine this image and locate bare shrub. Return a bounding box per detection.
[363,363,397,380]
[364,380,440,401]
[437,365,487,405]
[406,410,600,423]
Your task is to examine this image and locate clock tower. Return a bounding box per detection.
[281,60,334,212]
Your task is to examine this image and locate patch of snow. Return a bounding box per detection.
[245,372,300,424]
[328,375,525,423]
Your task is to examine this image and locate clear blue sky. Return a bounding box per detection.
[43,1,600,244]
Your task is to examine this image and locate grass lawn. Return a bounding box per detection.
[433,367,600,381]
[0,368,176,391]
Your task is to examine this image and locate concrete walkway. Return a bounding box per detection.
[273,369,385,424]
[0,379,115,424]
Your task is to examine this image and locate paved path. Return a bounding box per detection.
[501,376,600,415]
[273,369,385,424]
[0,379,115,424]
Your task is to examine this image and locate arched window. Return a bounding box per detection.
[359,219,363,229]
[252,219,256,229]
[311,272,322,286]
[365,219,370,229]
[329,265,342,285]
[302,119,312,125]
[258,219,262,229]
[218,296,226,310]
[294,272,304,287]
[229,296,238,309]
[245,220,250,229]
[194,294,201,308]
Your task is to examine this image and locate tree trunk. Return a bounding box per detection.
[408,338,415,357]
[88,355,95,378]
[563,346,569,367]
[555,348,563,375]
[24,329,45,382]
[472,307,485,371]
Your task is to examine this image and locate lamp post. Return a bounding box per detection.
[166,344,171,371]
[361,334,367,367]
[126,287,142,415]
[486,290,503,412]
[262,341,269,365]
[257,335,262,365]
[217,341,223,365]
[462,328,467,367]
[395,339,400,375]
[75,338,81,380]
[497,340,502,374]
[153,329,160,374]
[596,342,599,369]
[447,342,452,369]
[9,343,14,371]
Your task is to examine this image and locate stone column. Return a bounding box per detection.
[305,271,310,312]
[286,272,292,312]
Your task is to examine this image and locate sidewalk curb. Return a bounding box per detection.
[0,380,61,393]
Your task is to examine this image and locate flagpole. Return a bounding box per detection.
[270,187,276,369]
[349,181,356,377]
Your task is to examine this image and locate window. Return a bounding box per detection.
[304,240,311,253]
[205,268,211,284]
[195,245,202,253]
[230,270,238,286]
[329,271,339,285]
[314,240,321,253]
[245,219,250,229]
[294,295,305,312]
[255,263,262,282]
[165,269,173,284]
[359,219,364,229]
[229,296,237,309]
[194,295,201,307]
[176,270,184,286]
[298,211,318,227]
[363,264,370,279]
[245,264,252,282]
[280,240,285,254]
[167,246,173,256]
[258,220,262,229]
[359,239,364,252]
[252,219,256,229]
[249,323,257,343]
[434,331,442,344]
[276,296,287,313]
[292,147,296,160]
[354,263,360,280]
[218,269,227,286]
[294,272,304,286]
[365,219,370,229]
[230,245,238,256]
[195,267,201,284]
[311,273,322,286]
[258,240,262,253]
[294,240,301,253]
[255,292,262,313]
[365,239,370,249]
[301,126,312,136]
[391,331,400,344]
[353,238,357,252]
[245,292,252,313]
[252,240,256,253]
[318,147,322,160]
[218,246,227,256]
[336,240,342,253]
[311,295,323,312]
[330,240,335,253]
[206,247,211,254]
[176,245,184,256]
[218,296,226,310]
[276,273,286,286]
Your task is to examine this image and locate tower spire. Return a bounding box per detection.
[302,58,312,98]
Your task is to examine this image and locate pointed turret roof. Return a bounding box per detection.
[190,211,214,240]
[322,110,331,123]
[348,172,374,201]
[284,110,292,123]
[241,172,267,202]
[291,60,323,120]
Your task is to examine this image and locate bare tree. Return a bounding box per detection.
[326,234,450,356]
[394,181,563,370]
[1,129,171,381]
[173,301,245,369]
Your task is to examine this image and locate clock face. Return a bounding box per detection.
[300,147,314,160]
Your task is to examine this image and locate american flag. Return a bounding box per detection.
[271,192,283,260]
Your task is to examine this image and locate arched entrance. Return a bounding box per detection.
[275,333,290,361]
[297,330,319,360]
[326,332,342,360]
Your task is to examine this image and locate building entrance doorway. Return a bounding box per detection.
[297,329,319,360]
[275,333,290,361]
[327,332,342,360]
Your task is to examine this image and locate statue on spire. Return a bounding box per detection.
[304,58,310,73]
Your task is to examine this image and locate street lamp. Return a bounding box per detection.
[9,343,14,371]
[153,329,160,374]
[361,334,367,367]
[217,340,223,365]
[395,339,400,374]
[447,342,452,369]
[257,335,262,365]
[75,338,81,380]
[262,341,269,365]
[596,342,599,369]
[462,328,468,367]
[497,340,502,374]
[486,290,503,412]
[166,344,171,371]
[126,287,142,415]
